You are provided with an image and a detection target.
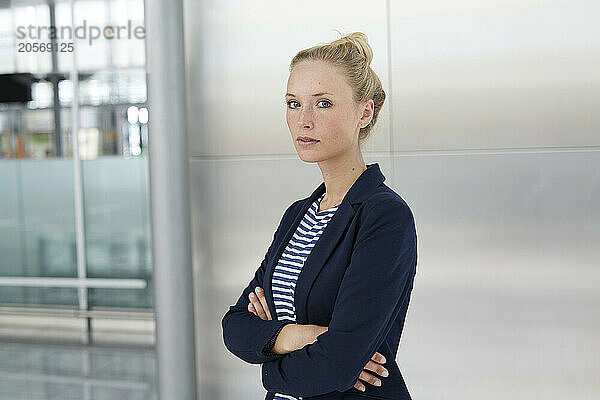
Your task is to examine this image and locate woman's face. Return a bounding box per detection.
[285,60,372,163]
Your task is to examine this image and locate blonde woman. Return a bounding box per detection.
[222,31,417,400]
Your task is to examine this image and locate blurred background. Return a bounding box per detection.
[0,0,598,399]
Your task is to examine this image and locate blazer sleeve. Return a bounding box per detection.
[261,198,418,397]
[221,200,299,365]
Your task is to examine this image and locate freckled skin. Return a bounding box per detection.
[285,60,374,165]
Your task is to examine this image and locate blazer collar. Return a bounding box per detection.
[306,162,386,207]
[264,162,386,323]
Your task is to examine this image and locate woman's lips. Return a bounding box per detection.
[297,138,319,147]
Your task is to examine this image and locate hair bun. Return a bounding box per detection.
[332,30,373,65]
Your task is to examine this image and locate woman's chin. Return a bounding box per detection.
[297,152,322,163]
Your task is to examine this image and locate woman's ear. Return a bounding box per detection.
[358,99,374,129]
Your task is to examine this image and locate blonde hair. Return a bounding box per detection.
[289,31,386,143]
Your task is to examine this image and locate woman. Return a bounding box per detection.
[222,32,417,400]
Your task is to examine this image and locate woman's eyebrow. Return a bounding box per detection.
[285,92,334,97]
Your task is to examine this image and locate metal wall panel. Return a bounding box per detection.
[184,0,391,157]
[389,0,600,151]
[184,1,600,399]
[387,150,600,399]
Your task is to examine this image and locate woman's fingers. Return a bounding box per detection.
[357,370,382,388]
[247,302,258,317]
[248,286,272,320]
[353,352,388,392]
[353,370,381,392]
[363,360,389,378]
[254,286,272,320]
[371,352,386,365]
[248,291,267,320]
[354,380,366,392]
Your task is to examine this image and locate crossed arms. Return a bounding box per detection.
[222,198,417,397]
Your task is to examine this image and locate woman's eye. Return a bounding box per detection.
[287,100,331,109]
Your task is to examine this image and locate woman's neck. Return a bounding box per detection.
[317,152,367,210]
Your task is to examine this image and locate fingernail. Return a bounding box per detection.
[256,287,262,293]
[360,386,365,392]
[381,356,386,363]
[249,293,255,298]
[382,370,389,377]
[374,380,381,386]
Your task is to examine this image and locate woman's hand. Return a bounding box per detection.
[248,286,388,392]
[353,352,388,392]
[247,286,272,320]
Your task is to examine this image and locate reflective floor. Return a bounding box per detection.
[0,340,157,400]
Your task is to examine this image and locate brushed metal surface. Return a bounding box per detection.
[389,0,600,151]
[190,152,599,399]
[183,1,600,399]
[184,0,391,157]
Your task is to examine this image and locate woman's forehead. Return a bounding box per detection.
[287,67,351,97]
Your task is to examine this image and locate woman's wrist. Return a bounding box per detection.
[272,323,296,354]
[274,324,328,353]
[276,324,327,353]
[272,324,306,353]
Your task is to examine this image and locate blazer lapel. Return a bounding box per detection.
[294,199,355,323]
[265,163,386,324]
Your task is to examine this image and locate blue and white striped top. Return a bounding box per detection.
[272,192,340,400]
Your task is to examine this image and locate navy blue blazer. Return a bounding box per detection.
[221,163,418,399]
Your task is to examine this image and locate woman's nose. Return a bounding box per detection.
[298,121,312,129]
[297,110,313,129]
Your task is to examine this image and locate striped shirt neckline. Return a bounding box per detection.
[314,193,340,214]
